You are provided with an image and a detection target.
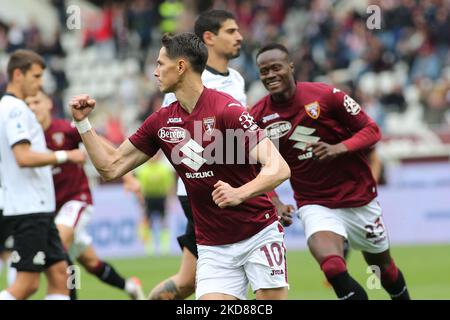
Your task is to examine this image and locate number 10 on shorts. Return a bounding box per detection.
[260,243,284,267]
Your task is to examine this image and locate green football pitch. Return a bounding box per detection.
[1,244,449,300]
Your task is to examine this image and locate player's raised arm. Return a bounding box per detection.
[70,94,149,181]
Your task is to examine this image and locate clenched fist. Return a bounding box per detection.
[70,94,96,121]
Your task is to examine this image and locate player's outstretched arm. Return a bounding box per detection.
[212,138,290,208]
[12,142,85,167]
[70,94,149,181]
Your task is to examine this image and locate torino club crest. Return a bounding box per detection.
[304,101,320,119]
[203,116,215,135]
[52,132,65,147]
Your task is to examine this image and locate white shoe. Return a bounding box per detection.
[125,277,146,300]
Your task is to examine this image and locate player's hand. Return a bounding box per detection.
[308,142,347,161]
[276,203,294,227]
[67,149,86,164]
[212,180,243,208]
[69,94,96,121]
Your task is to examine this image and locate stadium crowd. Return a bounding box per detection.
[0,0,449,139]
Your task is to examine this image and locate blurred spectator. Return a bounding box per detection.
[158,0,184,34]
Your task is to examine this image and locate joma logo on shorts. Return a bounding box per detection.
[270,269,284,276]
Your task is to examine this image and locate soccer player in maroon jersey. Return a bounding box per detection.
[69,33,291,300]
[25,90,146,300]
[250,44,410,300]
[149,9,247,301]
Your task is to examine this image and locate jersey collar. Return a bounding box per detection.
[205,65,230,77]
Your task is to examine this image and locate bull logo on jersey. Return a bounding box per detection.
[304,101,320,119]
[52,132,65,147]
[203,117,216,135]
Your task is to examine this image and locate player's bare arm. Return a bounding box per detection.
[95,134,143,199]
[70,94,149,181]
[12,142,85,167]
[212,137,290,208]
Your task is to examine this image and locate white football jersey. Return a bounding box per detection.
[161,66,247,196]
[0,94,55,216]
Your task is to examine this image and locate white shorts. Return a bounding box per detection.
[297,198,390,254]
[196,221,289,300]
[55,200,93,259]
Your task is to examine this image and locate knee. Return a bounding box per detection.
[28,279,40,296]
[174,274,195,297]
[320,255,347,280]
[379,259,399,284]
[83,260,102,274]
[48,263,69,289]
[20,277,40,297]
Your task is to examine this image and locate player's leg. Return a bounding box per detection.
[299,205,368,300]
[149,195,197,300]
[149,246,196,299]
[199,293,238,300]
[0,215,49,299]
[341,198,410,300]
[77,245,145,300]
[0,271,40,299]
[55,223,77,299]
[55,202,80,300]
[196,239,250,300]
[255,287,288,300]
[362,250,410,300]
[44,261,70,299]
[0,213,16,286]
[246,221,289,300]
[44,215,70,299]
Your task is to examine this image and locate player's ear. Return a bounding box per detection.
[177,59,187,75]
[202,31,215,46]
[12,68,24,82]
[289,62,294,73]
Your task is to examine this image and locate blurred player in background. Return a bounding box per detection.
[0,50,84,300]
[149,9,246,300]
[25,90,145,300]
[136,151,175,256]
[250,44,410,300]
[69,32,291,300]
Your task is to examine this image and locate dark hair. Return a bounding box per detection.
[194,9,236,42]
[161,33,208,74]
[256,43,290,61]
[7,49,46,80]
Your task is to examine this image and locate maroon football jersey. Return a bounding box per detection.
[250,82,380,209]
[45,119,92,212]
[129,88,277,245]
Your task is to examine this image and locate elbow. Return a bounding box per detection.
[275,159,290,185]
[97,159,124,182]
[281,161,291,181]
[15,156,30,168]
[98,169,118,182]
[370,121,382,143]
